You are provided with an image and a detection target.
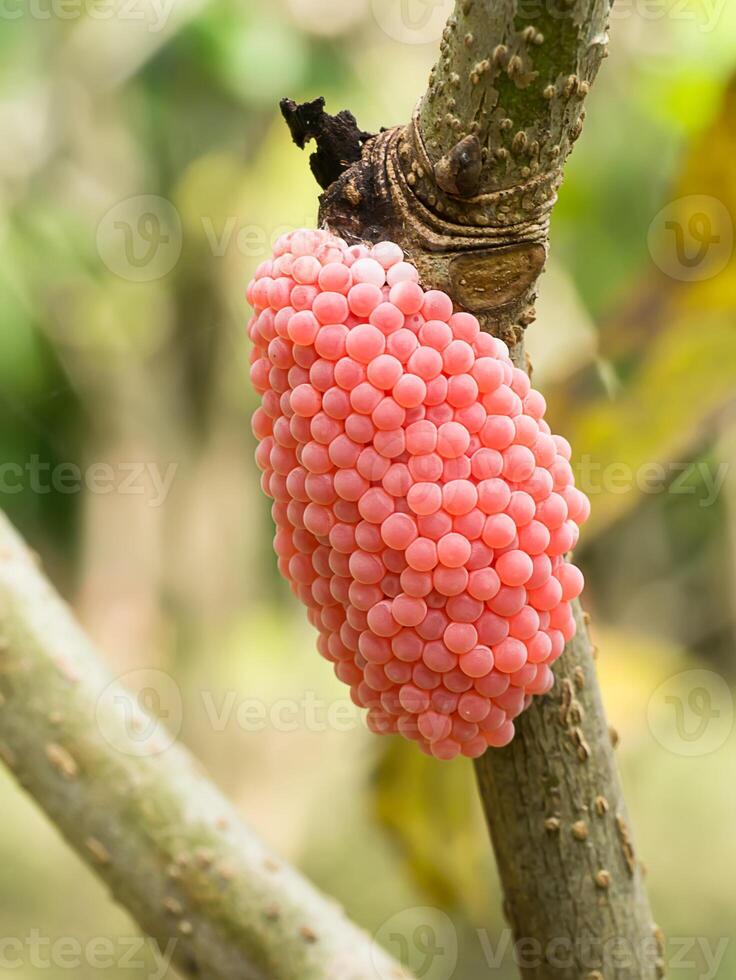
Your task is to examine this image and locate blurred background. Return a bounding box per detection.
[1,0,735,977]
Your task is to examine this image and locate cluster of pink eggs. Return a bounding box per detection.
[247,228,588,759]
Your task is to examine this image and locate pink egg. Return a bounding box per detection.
[442,479,478,516]
[315,324,348,360]
[420,319,452,350]
[389,280,425,319]
[372,241,404,269]
[407,482,442,516]
[387,262,420,287]
[437,421,470,459]
[443,340,475,376]
[333,357,364,391]
[394,374,427,408]
[458,645,494,678]
[381,512,418,550]
[405,419,438,455]
[437,532,472,569]
[358,487,394,524]
[408,346,443,381]
[370,302,404,335]
[495,550,534,587]
[393,594,428,628]
[445,622,478,654]
[367,353,403,389]
[433,565,469,597]
[351,257,386,287]
[482,513,517,549]
[372,397,406,431]
[422,289,453,321]
[405,537,439,572]
[318,262,352,293]
[345,324,385,364]
[468,567,501,602]
[447,374,479,408]
[348,282,383,318]
[291,384,321,418]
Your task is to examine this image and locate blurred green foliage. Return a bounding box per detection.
[1,0,735,977]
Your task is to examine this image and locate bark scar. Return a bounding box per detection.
[434,135,483,197]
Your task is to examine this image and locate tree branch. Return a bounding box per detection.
[474,607,663,979]
[0,512,413,980]
[284,0,661,975]
[418,0,611,195]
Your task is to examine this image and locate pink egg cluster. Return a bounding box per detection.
[247,228,589,760]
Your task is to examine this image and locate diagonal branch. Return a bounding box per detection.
[0,512,413,980]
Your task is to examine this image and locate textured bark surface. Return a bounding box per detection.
[0,513,413,980]
[284,0,660,976]
[309,0,612,349]
[475,605,663,978]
